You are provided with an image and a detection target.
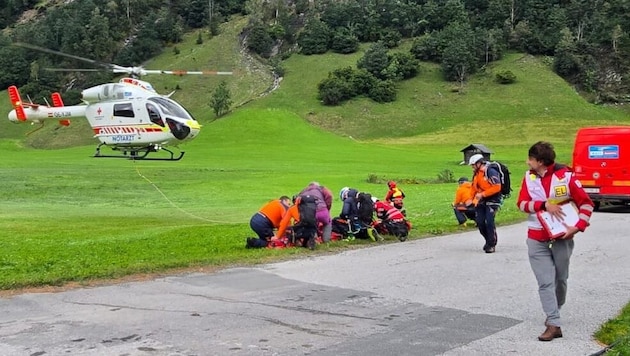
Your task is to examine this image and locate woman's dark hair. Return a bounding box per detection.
[528,141,556,166]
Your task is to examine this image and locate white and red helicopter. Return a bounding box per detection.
[6,44,232,161]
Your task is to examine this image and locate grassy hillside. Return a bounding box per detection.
[257,50,630,142]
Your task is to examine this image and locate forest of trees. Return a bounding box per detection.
[1,0,630,105]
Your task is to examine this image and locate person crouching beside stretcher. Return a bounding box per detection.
[373,197,411,241]
[452,177,476,227]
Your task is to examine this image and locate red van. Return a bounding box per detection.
[572,126,630,210]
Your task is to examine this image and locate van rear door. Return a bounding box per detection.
[572,126,630,207]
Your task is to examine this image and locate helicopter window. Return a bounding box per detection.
[146,103,164,127]
[113,103,135,118]
[148,97,193,121]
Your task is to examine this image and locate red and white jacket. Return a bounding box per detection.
[516,164,594,241]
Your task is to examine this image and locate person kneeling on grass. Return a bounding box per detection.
[270,195,319,250]
[384,180,406,216]
[331,187,360,238]
[373,197,411,241]
[246,195,292,248]
[452,177,476,227]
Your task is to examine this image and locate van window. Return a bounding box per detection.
[113,103,135,118]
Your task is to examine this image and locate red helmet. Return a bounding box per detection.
[387,180,397,189]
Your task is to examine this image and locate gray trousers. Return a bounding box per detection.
[526,238,574,327]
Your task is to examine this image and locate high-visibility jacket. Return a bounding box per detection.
[384,187,405,204]
[258,199,290,227]
[516,164,594,241]
[471,164,502,203]
[453,181,474,206]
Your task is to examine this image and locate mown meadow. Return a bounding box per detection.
[1,15,629,352]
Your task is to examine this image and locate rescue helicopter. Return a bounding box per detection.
[6,44,232,161]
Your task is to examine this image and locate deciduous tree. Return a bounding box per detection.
[210,80,233,117]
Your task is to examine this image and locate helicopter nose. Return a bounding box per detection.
[186,120,201,139]
[187,120,201,130]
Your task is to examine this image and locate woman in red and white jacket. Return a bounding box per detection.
[516,141,594,342]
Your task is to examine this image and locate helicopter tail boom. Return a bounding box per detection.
[7,86,84,124]
[8,103,86,123]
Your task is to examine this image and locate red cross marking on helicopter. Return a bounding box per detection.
[97,107,102,115]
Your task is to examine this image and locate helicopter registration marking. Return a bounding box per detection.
[53,111,72,118]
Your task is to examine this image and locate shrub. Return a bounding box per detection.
[410,34,441,62]
[318,76,353,105]
[436,169,455,183]
[298,18,331,55]
[368,79,397,103]
[379,28,402,48]
[247,24,273,58]
[495,70,517,84]
[357,42,390,80]
[387,52,420,80]
[351,69,378,96]
[331,28,359,54]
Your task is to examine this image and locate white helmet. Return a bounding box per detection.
[468,154,484,165]
[339,187,350,200]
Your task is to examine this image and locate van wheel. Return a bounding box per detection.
[593,201,601,211]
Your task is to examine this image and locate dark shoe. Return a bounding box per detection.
[306,237,316,250]
[538,326,563,341]
[485,246,496,253]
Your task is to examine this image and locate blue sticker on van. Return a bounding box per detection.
[588,145,619,159]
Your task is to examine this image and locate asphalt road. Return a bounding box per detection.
[1,207,628,356]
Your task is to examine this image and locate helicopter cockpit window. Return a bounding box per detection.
[146,103,165,127]
[148,97,194,121]
[113,103,135,118]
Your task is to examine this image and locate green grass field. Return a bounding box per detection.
[2,16,630,289]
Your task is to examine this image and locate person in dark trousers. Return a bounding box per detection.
[516,141,594,342]
[452,176,476,226]
[246,196,291,248]
[272,196,318,249]
[332,187,360,237]
[469,154,502,253]
[298,182,333,242]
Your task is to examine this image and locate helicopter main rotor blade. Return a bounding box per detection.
[44,68,103,72]
[16,42,233,78]
[142,70,234,76]
[14,42,115,70]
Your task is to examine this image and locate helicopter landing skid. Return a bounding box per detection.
[94,144,185,161]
